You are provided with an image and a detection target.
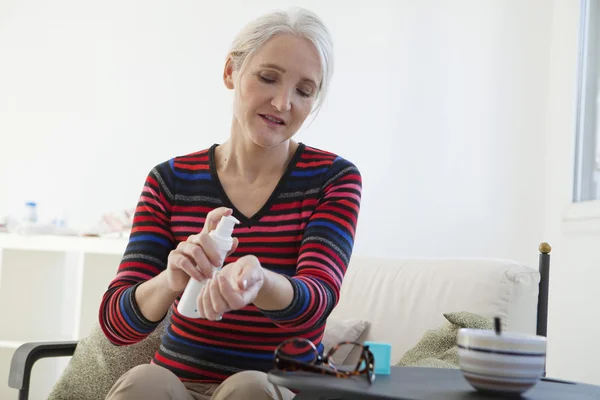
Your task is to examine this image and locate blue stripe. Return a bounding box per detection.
[306,220,353,246]
[297,280,311,318]
[129,234,171,247]
[291,167,328,177]
[275,279,310,321]
[317,342,324,356]
[294,348,322,363]
[119,288,152,333]
[169,159,212,180]
[166,331,274,360]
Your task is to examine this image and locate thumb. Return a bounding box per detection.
[236,258,263,291]
[237,270,263,305]
[227,237,239,257]
[202,207,233,233]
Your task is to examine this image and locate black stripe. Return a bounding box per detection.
[457,344,545,357]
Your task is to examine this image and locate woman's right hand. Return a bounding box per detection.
[165,207,239,293]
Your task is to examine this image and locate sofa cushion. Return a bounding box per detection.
[329,257,540,365]
[321,317,369,365]
[47,318,166,400]
[395,311,494,368]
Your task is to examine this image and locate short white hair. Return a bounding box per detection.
[228,7,334,114]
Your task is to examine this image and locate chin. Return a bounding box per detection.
[249,131,292,149]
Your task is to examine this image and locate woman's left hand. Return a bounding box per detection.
[197,255,265,321]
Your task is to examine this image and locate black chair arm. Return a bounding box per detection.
[8,341,78,400]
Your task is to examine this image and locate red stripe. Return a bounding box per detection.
[171,322,284,344]
[178,152,209,161]
[240,235,300,243]
[312,211,356,235]
[297,160,332,167]
[239,246,297,254]
[131,225,172,236]
[119,262,162,275]
[255,257,297,265]
[171,324,276,351]
[173,162,210,171]
[301,151,335,159]
[271,201,304,210]
[154,353,228,380]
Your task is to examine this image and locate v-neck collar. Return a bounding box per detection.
[208,142,306,227]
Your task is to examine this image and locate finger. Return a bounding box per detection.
[220,273,248,311]
[209,274,231,316]
[197,280,210,319]
[227,237,239,258]
[198,233,224,268]
[203,207,233,233]
[177,242,214,279]
[235,256,262,289]
[168,251,204,282]
[202,279,221,321]
[239,281,262,306]
[175,250,200,274]
[187,233,223,268]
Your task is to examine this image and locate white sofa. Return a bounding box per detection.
[329,256,541,365]
[10,251,546,399]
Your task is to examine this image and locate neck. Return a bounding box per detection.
[216,127,298,184]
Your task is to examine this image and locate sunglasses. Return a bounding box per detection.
[273,338,375,385]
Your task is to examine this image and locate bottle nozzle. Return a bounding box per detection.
[214,215,240,237]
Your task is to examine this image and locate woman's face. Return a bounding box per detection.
[225,34,322,149]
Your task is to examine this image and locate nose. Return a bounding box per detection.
[271,87,292,112]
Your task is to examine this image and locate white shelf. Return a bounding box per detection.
[0,235,128,399]
[0,232,129,255]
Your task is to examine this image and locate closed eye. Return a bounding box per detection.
[259,74,312,98]
[259,76,276,84]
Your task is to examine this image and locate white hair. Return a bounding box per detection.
[228,7,334,114]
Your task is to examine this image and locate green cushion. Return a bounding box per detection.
[395,311,493,369]
[47,316,167,400]
[444,311,495,330]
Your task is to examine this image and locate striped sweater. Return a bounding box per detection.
[99,143,362,382]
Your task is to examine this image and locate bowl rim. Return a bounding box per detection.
[458,328,547,343]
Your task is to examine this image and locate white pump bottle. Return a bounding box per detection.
[177,215,239,318]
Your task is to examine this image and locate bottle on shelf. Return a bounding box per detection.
[24,201,38,223]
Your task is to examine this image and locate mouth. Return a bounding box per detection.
[259,114,285,127]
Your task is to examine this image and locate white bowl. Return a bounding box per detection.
[457,328,547,395]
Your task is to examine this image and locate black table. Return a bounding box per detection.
[268,366,600,399]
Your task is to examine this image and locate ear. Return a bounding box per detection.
[223,56,235,90]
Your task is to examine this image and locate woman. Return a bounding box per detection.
[101,7,362,400]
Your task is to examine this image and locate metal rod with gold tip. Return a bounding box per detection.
[537,242,551,338]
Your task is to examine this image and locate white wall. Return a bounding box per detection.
[0,0,553,267]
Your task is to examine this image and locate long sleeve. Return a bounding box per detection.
[99,162,176,345]
[260,156,362,329]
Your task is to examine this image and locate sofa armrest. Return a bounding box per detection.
[9,341,78,399]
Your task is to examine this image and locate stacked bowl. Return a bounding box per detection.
[457,328,547,395]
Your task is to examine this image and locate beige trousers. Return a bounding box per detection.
[105,364,295,400]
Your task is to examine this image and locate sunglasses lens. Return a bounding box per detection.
[277,338,319,364]
[328,343,364,372]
